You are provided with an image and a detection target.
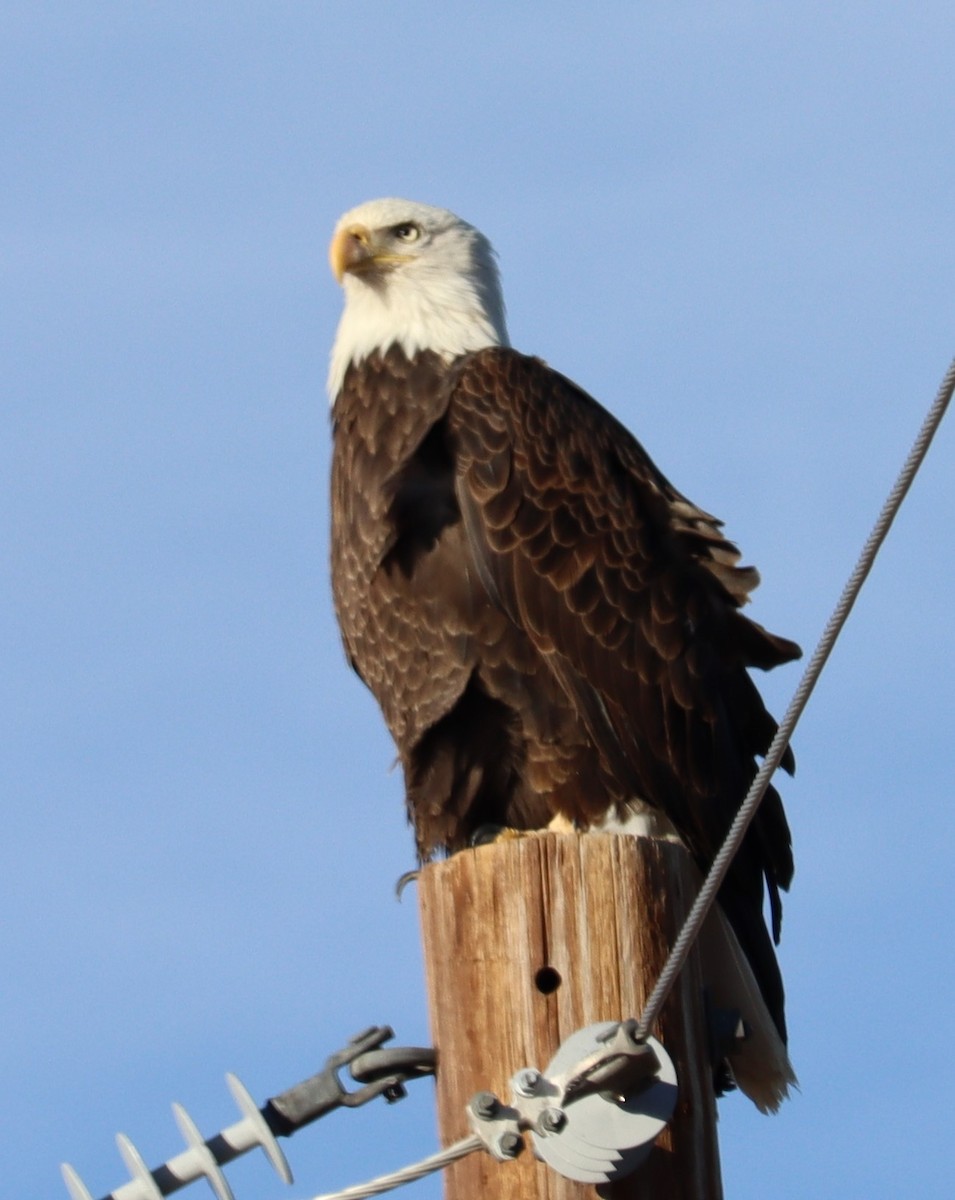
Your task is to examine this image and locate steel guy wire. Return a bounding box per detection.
[635,352,955,1043]
[306,1135,483,1200]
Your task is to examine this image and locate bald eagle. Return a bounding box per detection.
[328,198,800,1109]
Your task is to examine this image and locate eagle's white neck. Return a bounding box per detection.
[327,236,509,401]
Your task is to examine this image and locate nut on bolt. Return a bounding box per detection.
[494,1131,524,1160]
[514,1068,541,1097]
[470,1091,499,1120]
[537,1106,566,1135]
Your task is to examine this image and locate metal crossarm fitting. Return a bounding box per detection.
[60,1026,436,1200]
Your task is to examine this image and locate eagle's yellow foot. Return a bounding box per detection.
[470,823,522,847]
[403,813,579,891]
[471,813,577,847]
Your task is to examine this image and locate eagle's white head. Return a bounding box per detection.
[327,198,510,400]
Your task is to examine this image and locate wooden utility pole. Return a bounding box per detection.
[418,832,722,1199]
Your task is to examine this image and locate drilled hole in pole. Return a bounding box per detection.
[535,966,562,994]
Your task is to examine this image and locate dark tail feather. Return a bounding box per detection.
[716,882,788,1044]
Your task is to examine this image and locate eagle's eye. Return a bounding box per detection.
[392,222,421,244]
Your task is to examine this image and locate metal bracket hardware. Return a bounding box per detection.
[560,1018,661,1100]
[61,1026,436,1200]
[466,1093,524,1162]
[466,1020,677,1186]
[266,1026,435,1132]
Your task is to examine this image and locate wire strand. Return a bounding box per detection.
[635,352,955,1042]
[307,1134,483,1200]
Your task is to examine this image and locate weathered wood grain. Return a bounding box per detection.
[418,833,722,1199]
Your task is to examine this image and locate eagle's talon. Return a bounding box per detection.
[470,824,525,847]
[395,869,419,899]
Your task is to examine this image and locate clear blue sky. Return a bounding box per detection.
[3,5,954,1198]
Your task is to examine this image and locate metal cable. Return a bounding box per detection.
[307,1134,483,1200]
[635,352,955,1042]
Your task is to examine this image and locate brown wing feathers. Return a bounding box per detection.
[332,342,798,1041]
[447,347,799,935]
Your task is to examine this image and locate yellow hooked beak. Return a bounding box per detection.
[329,223,416,283]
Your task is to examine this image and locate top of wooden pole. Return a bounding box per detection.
[417,832,722,1200]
